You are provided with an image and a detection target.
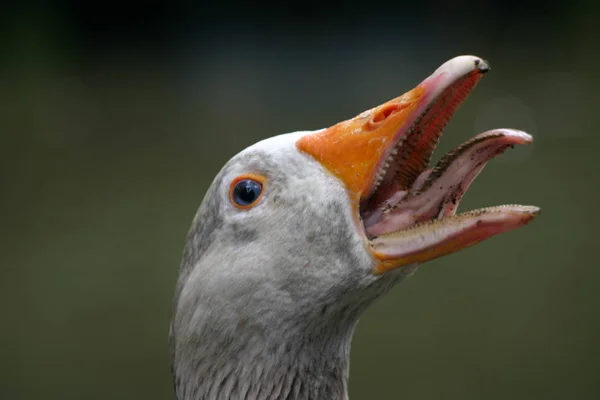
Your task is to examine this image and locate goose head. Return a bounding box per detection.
[170,55,539,400]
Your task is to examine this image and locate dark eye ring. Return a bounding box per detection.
[229,175,266,209]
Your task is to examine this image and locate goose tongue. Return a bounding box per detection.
[366,129,535,237]
[368,129,539,273]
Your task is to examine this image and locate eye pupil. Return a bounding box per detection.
[233,179,262,206]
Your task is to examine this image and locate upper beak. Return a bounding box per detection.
[297,55,539,272]
[297,55,489,204]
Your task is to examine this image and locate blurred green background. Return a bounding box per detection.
[2,1,599,399]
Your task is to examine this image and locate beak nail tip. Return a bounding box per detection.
[475,58,490,73]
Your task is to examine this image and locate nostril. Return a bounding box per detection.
[372,104,400,123]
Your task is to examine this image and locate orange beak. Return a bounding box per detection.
[297,84,425,202]
[297,56,539,272]
[297,56,487,207]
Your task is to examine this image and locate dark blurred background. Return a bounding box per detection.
[2,1,599,399]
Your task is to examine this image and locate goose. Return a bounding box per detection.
[169,55,539,400]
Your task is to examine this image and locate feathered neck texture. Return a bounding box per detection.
[171,319,355,400]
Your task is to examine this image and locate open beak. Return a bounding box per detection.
[297,55,539,273]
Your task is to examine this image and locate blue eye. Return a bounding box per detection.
[231,178,264,208]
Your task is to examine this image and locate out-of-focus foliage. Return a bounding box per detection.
[2,2,599,399]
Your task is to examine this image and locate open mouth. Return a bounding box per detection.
[358,57,539,271]
[297,55,539,273]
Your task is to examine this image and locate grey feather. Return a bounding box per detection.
[170,132,417,400]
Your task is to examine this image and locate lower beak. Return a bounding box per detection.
[297,55,539,272]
